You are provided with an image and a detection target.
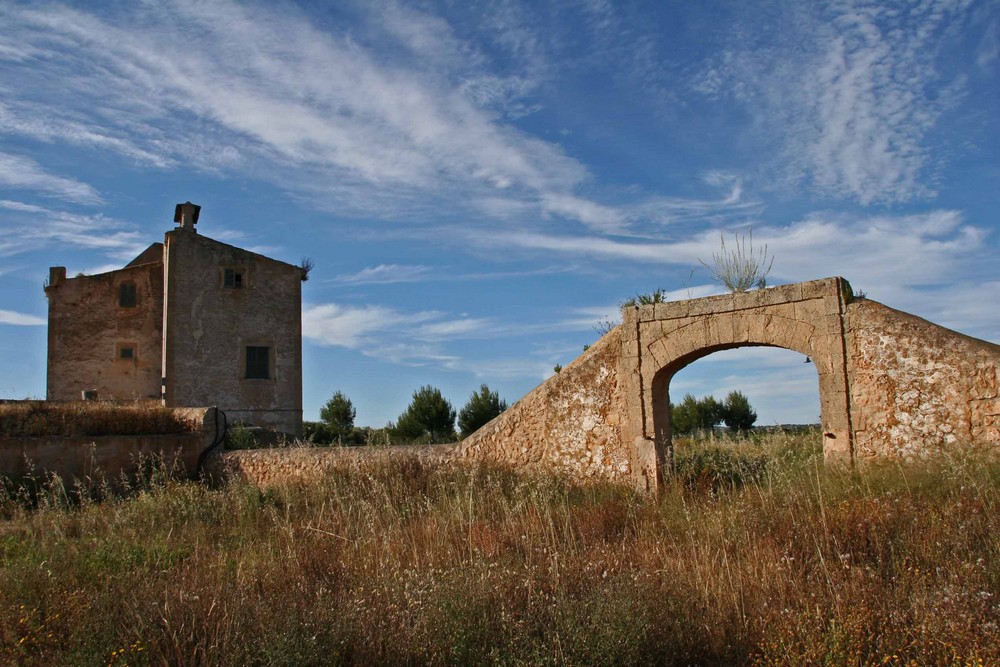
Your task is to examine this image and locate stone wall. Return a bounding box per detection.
[456,277,999,491]
[163,229,303,435]
[46,259,164,401]
[207,444,456,488]
[623,277,855,480]
[0,407,219,484]
[846,299,1000,458]
[458,328,630,481]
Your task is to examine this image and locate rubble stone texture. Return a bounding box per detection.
[459,277,1000,491]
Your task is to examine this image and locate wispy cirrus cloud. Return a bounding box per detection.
[0,199,146,260]
[330,262,578,286]
[471,208,995,336]
[0,152,102,205]
[331,264,433,285]
[0,1,774,236]
[302,297,626,377]
[691,0,973,205]
[0,1,607,229]
[0,309,45,326]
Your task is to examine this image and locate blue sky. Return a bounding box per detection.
[1,0,998,428]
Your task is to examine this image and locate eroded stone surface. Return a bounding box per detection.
[458,329,628,478]
[847,300,1000,459]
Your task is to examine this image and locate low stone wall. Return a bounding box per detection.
[0,407,219,485]
[0,433,206,484]
[206,444,457,488]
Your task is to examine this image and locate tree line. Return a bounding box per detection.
[306,385,758,445]
[304,384,507,445]
[670,390,757,435]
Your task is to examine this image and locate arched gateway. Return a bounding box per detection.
[459,277,1000,492]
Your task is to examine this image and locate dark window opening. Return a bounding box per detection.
[245,346,270,379]
[119,282,137,307]
[224,268,244,289]
[119,345,135,360]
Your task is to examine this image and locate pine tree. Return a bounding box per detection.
[391,386,457,444]
[319,391,356,443]
[723,390,757,433]
[457,384,508,438]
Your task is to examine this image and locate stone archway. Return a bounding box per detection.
[620,277,855,491]
[459,276,1000,493]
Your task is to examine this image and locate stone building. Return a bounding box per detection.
[45,202,304,435]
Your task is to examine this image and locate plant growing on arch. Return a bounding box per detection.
[700,228,774,293]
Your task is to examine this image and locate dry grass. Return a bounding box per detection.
[0,401,194,438]
[1,431,997,665]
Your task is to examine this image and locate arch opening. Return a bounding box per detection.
[650,343,823,470]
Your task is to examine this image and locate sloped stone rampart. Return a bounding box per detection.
[458,329,630,480]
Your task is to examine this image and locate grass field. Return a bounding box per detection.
[1,431,997,665]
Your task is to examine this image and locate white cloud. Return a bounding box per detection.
[302,303,441,349]
[331,264,432,285]
[540,193,624,233]
[977,20,999,70]
[691,0,972,205]
[0,200,147,259]
[0,1,613,229]
[413,318,497,340]
[475,209,998,339]
[0,152,101,205]
[0,309,45,326]
[0,200,148,257]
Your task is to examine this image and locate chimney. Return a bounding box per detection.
[47,266,66,289]
[173,201,201,233]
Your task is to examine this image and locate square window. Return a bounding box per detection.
[223,268,244,289]
[245,346,270,379]
[119,282,137,307]
[117,343,136,361]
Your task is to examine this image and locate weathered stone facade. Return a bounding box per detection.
[45,203,304,435]
[161,225,303,434]
[459,277,1000,491]
[46,256,164,401]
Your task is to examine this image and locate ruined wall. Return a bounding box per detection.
[457,277,1000,491]
[846,300,1000,458]
[46,260,163,401]
[0,407,218,483]
[458,328,630,480]
[162,230,302,435]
